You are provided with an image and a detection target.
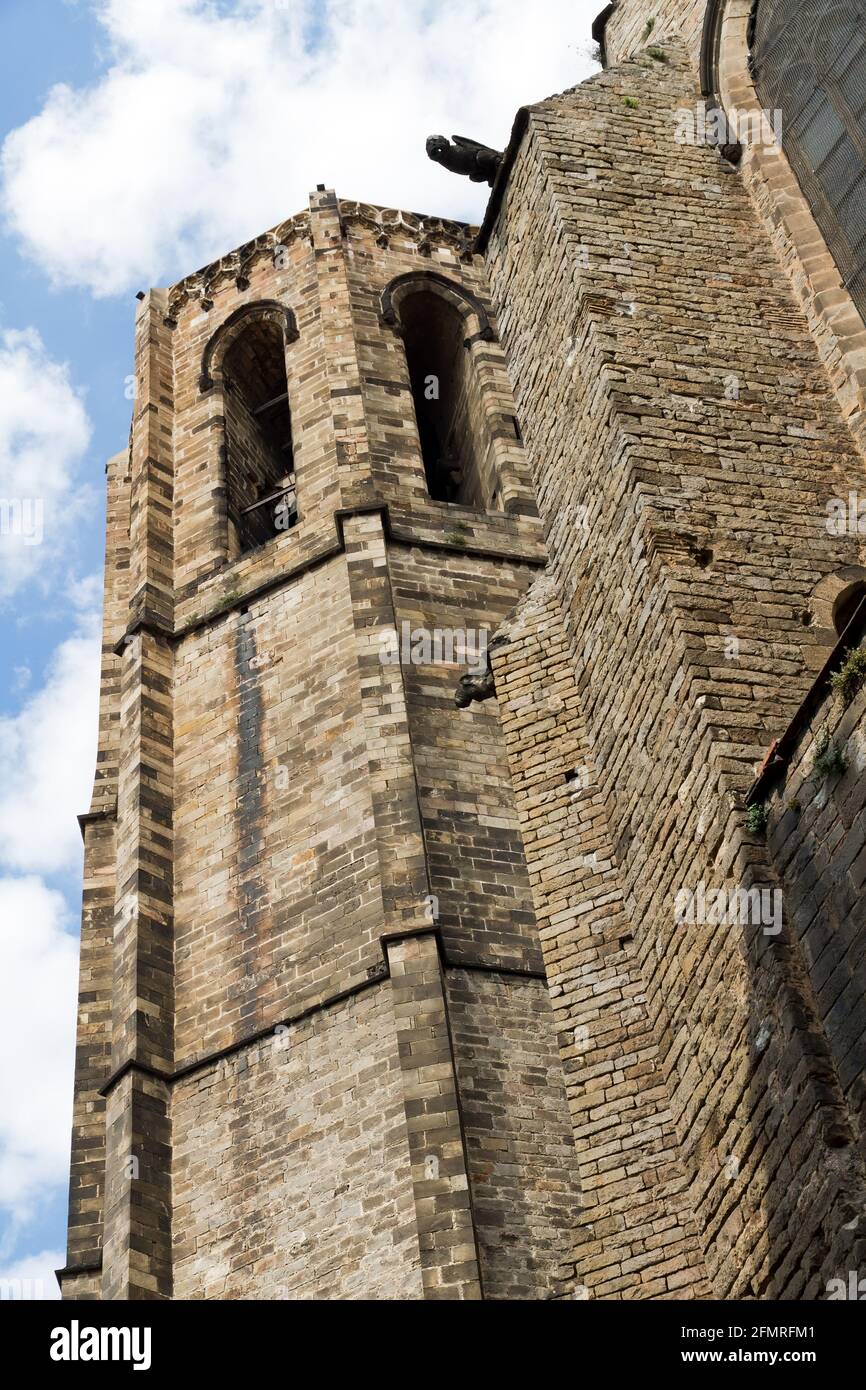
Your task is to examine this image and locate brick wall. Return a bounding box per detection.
[172,984,421,1300]
[765,655,866,1195]
[388,543,543,972]
[490,576,709,1297]
[62,190,582,1300]
[446,968,581,1298]
[483,38,866,1296]
[62,450,130,1289]
[605,0,707,66]
[172,559,382,1061]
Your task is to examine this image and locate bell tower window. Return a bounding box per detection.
[223,317,296,552]
[380,271,529,514]
[400,289,484,507]
[200,301,300,561]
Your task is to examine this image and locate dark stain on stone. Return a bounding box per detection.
[234,615,269,976]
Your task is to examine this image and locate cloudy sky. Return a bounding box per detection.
[0,0,597,1298]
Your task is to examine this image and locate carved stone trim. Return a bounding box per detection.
[166,211,311,323]
[338,200,476,260]
[809,566,866,648]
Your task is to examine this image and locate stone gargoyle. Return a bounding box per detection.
[426,135,504,187]
[454,668,496,708]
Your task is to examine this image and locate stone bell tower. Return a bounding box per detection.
[58,188,583,1300]
[60,2,866,1307]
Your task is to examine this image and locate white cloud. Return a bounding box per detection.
[0,1248,64,1301]
[1,0,598,297]
[0,328,93,600]
[0,605,101,876]
[0,878,78,1227]
[0,601,100,1262]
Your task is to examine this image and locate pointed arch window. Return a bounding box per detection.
[400,289,483,506]
[382,272,514,512]
[200,301,299,557]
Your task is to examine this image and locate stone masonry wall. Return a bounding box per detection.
[765,648,866,1199]
[605,0,707,67]
[172,556,382,1063]
[172,983,421,1300]
[388,542,543,973]
[60,452,131,1298]
[490,576,710,1297]
[62,190,583,1300]
[608,0,866,468]
[446,968,581,1299]
[484,39,866,1296]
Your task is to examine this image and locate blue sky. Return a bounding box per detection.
[0,0,114,1298]
[0,0,595,1298]
[0,1,133,651]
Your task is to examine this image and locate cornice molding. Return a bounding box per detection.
[338,200,476,259]
[165,211,312,324]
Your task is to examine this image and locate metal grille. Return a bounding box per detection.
[752,0,866,321]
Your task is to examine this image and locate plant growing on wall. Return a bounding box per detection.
[216,589,243,614]
[745,802,769,835]
[830,645,866,709]
[445,521,470,546]
[813,726,848,779]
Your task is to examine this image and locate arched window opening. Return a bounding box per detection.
[833,580,866,636]
[399,290,489,509]
[752,0,866,321]
[222,317,297,554]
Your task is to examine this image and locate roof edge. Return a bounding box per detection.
[475,107,530,254]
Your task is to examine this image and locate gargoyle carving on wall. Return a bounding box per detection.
[454,668,496,708]
[426,135,504,187]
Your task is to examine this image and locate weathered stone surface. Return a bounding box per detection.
[60,188,576,1302]
[60,3,866,1302]
[482,20,866,1298]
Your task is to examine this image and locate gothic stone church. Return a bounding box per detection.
[59,0,866,1300]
